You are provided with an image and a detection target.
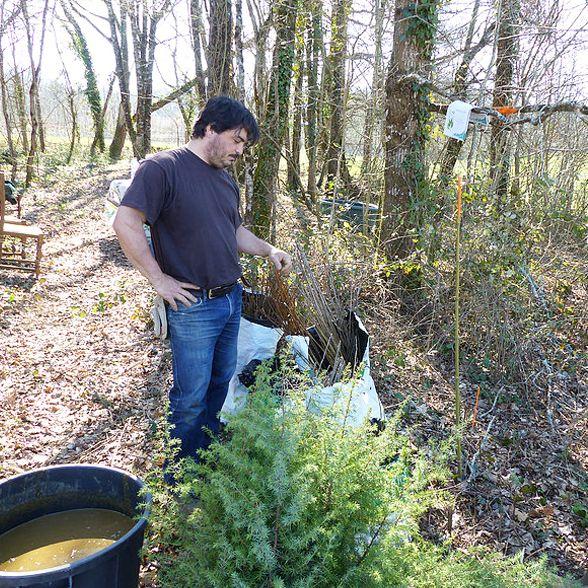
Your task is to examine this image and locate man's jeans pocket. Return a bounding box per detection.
[171,296,204,313]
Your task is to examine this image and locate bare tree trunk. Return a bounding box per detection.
[233,0,253,226]
[109,99,127,160]
[324,0,353,192]
[21,0,40,187]
[35,89,45,153]
[92,74,115,155]
[234,0,245,100]
[190,0,207,105]
[245,0,270,119]
[65,91,78,164]
[382,0,439,258]
[61,0,105,155]
[104,0,137,157]
[25,82,38,187]
[287,42,304,194]
[208,0,233,96]
[251,0,298,238]
[305,0,321,200]
[361,0,385,176]
[0,4,17,179]
[490,0,520,203]
[131,11,155,157]
[128,1,171,158]
[33,0,51,154]
[103,0,172,159]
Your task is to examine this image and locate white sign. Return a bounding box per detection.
[444,100,473,141]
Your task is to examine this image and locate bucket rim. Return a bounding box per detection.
[0,464,151,581]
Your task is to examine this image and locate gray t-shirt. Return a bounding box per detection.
[120,147,242,289]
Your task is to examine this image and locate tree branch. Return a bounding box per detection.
[0,4,22,35]
[149,77,202,113]
[66,0,111,41]
[401,74,588,125]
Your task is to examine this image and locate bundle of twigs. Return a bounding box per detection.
[293,244,362,381]
[267,271,307,335]
[241,247,364,382]
[241,269,306,335]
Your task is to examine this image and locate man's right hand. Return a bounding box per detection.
[151,274,200,311]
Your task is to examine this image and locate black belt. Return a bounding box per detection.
[194,281,238,299]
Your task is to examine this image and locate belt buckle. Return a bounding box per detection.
[209,282,235,299]
[208,285,223,299]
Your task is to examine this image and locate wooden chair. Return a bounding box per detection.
[0,170,44,277]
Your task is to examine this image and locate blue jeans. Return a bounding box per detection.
[166,283,242,461]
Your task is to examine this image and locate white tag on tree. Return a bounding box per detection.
[444,100,473,141]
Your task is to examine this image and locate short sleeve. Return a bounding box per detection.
[120,159,168,225]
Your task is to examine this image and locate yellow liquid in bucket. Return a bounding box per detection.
[0,508,135,573]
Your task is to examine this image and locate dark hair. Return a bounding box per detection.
[191,96,259,145]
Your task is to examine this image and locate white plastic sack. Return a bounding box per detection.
[107,178,133,207]
[105,179,132,226]
[221,315,384,426]
[105,177,151,243]
[222,318,283,418]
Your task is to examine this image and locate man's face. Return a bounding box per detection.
[205,126,249,169]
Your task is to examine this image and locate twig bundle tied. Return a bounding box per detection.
[241,245,365,383]
[293,245,363,381]
[242,268,306,335]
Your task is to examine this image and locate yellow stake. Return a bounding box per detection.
[455,176,463,479]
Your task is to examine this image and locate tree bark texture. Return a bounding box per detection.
[490,0,520,202]
[109,99,127,161]
[287,42,304,194]
[324,0,353,191]
[251,0,298,239]
[253,15,270,120]
[34,85,45,153]
[93,74,115,155]
[234,0,245,100]
[65,88,79,164]
[189,0,207,105]
[382,0,438,258]
[128,1,171,158]
[61,0,105,155]
[208,0,234,97]
[304,0,321,199]
[104,0,136,158]
[33,0,50,154]
[21,0,39,187]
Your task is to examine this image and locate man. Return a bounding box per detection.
[113,96,292,470]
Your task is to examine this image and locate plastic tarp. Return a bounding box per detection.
[221,314,385,427]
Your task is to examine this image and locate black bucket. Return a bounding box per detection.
[319,198,379,229]
[0,465,151,588]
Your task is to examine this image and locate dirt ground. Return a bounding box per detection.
[1,164,586,583]
[0,164,168,477]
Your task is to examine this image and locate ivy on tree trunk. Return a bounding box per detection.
[251,0,298,239]
[382,0,439,259]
